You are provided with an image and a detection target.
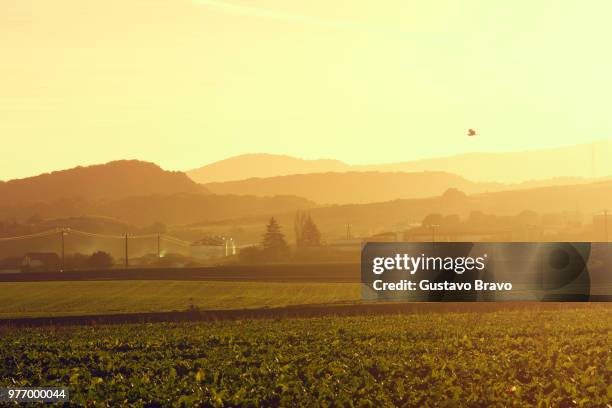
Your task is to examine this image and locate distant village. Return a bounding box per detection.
[1,209,608,273]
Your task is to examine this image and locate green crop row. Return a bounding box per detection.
[1,307,610,407]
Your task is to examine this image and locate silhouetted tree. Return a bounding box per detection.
[64,253,89,270]
[294,211,307,247]
[154,253,192,268]
[422,213,444,227]
[442,188,467,200]
[0,256,22,270]
[516,210,540,226]
[239,246,265,264]
[468,210,485,223]
[262,217,289,259]
[301,216,322,247]
[88,251,114,269]
[443,214,461,225]
[295,211,322,247]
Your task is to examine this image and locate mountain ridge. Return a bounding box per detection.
[187,153,350,183]
[203,171,612,205]
[187,140,612,184]
[0,160,208,205]
[203,171,504,204]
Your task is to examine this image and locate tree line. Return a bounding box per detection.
[240,211,323,263]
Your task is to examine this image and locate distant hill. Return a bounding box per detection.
[189,180,612,243]
[204,171,503,204]
[187,153,350,183]
[4,172,612,244]
[0,194,315,226]
[189,141,612,184]
[297,180,612,237]
[204,171,612,205]
[0,160,208,205]
[510,176,612,190]
[90,194,314,225]
[355,141,612,183]
[0,160,316,227]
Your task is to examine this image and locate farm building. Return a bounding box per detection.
[21,252,61,272]
[190,236,236,260]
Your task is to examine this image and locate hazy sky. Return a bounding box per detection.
[2,0,612,180]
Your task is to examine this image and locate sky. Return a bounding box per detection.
[1,0,612,180]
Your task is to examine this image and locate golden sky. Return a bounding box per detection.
[1,0,611,180]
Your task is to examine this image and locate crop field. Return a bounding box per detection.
[0,281,361,318]
[1,306,610,407]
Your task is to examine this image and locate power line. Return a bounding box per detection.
[0,228,197,272]
[69,229,124,240]
[0,229,58,241]
[160,236,192,247]
[0,228,192,246]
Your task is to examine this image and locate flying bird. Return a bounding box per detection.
[466,128,478,136]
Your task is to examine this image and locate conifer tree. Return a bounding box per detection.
[295,211,322,247]
[301,215,321,247]
[262,217,289,259]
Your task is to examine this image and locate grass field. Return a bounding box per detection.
[1,306,610,406]
[0,281,361,318]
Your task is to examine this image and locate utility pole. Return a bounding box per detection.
[124,233,129,268]
[604,210,609,242]
[345,223,352,240]
[60,228,65,272]
[157,233,161,258]
[430,224,440,243]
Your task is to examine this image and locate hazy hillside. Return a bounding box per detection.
[187,154,350,183]
[4,156,612,240]
[204,171,612,205]
[190,180,612,243]
[92,194,315,225]
[302,180,612,237]
[189,141,612,184]
[204,171,503,204]
[4,173,612,245]
[0,160,208,205]
[357,141,612,183]
[0,194,315,226]
[511,176,612,190]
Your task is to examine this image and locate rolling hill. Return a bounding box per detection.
[203,171,612,205]
[0,160,314,226]
[5,155,612,240]
[356,141,612,183]
[203,171,503,204]
[188,140,612,184]
[0,193,315,227]
[299,180,612,237]
[0,160,208,205]
[188,180,612,244]
[187,153,350,183]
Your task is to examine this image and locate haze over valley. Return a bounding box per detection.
[2,141,612,247]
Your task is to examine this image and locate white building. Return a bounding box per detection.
[190,236,236,259]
